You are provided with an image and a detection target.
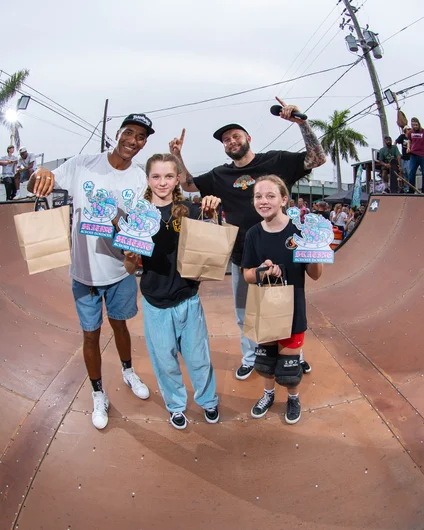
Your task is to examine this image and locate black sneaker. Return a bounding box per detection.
[301,360,312,373]
[170,411,188,430]
[285,396,301,424]
[251,392,274,418]
[204,406,220,424]
[236,365,254,380]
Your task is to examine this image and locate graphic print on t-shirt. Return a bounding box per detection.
[172,218,181,232]
[80,181,118,238]
[233,175,255,190]
[112,191,161,257]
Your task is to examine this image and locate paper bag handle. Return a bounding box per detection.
[255,264,287,286]
[34,197,50,211]
[197,204,223,225]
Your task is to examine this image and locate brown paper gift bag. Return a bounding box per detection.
[14,203,71,275]
[177,216,239,281]
[243,269,294,343]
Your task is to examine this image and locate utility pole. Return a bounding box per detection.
[9,123,15,148]
[342,0,389,141]
[100,98,109,153]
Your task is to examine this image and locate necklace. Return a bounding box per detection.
[161,213,173,230]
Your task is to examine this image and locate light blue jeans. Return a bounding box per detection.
[142,294,218,413]
[231,263,257,367]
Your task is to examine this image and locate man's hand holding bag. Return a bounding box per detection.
[13,198,71,275]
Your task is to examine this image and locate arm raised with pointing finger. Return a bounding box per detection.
[169,128,199,193]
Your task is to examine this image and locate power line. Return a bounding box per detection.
[150,94,367,121]
[254,3,342,133]
[258,15,424,152]
[0,69,99,131]
[259,58,363,152]
[24,111,96,140]
[109,62,355,119]
[79,119,103,154]
[275,4,340,87]
[285,81,424,153]
[0,80,105,141]
[381,16,424,44]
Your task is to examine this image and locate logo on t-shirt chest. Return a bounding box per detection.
[233,175,255,190]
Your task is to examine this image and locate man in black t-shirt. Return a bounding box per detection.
[169,99,326,379]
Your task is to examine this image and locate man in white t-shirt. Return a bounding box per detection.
[0,145,18,199]
[14,147,37,199]
[28,113,155,430]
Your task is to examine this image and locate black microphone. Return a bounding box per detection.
[270,104,307,121]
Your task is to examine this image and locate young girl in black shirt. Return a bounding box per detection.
[241,175,323,424]
[124,153,221,430]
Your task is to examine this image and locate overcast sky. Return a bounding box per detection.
[1,0,423,185]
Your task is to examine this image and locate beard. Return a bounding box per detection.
[225,140,250,161]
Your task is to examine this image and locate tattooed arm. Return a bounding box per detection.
[299,121,327,170]
[274,96,326,170]
[169,128,200,193]
[176,156,199,193]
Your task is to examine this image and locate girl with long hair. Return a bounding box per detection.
[124,154,221,430]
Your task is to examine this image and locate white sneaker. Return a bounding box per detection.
[13,190,21,200]
[123,367,150,399]
[26,191,35,198]
[92,391,109,430]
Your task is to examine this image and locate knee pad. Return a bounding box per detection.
[254,344,278,376]
[275,355,303,387]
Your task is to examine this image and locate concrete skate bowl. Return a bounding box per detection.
[307,195,424,471]
[1,197,424,530]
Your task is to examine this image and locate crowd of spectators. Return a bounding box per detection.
[296,199,365,239]
[190,192,366,241]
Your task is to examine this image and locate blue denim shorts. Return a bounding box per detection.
[72,275,138,332]
[19,169,31,184]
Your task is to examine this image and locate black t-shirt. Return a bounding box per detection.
[317,210,330,220]
[241,220,307,334]
[194,150,309,265]
[139,201,199,308]
[395,134,410,160]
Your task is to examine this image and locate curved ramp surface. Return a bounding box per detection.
[307,194,424,468]
[1,197,423,530]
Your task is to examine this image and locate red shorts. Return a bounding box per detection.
[278,332,305,349]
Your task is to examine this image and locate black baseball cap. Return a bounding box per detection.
[120,113,155,136]
[213,123,249,142]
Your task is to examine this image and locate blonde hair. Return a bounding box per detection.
[254,174,289,199]
[144,153,188,219]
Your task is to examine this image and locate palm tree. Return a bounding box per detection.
[310,109,368,191]
[0,69,29,149]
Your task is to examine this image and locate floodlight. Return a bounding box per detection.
[17,95,30,110]
[384,89,395,104]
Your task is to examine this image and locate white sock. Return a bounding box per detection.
[288,393,299,399]
[265,388,275,395]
